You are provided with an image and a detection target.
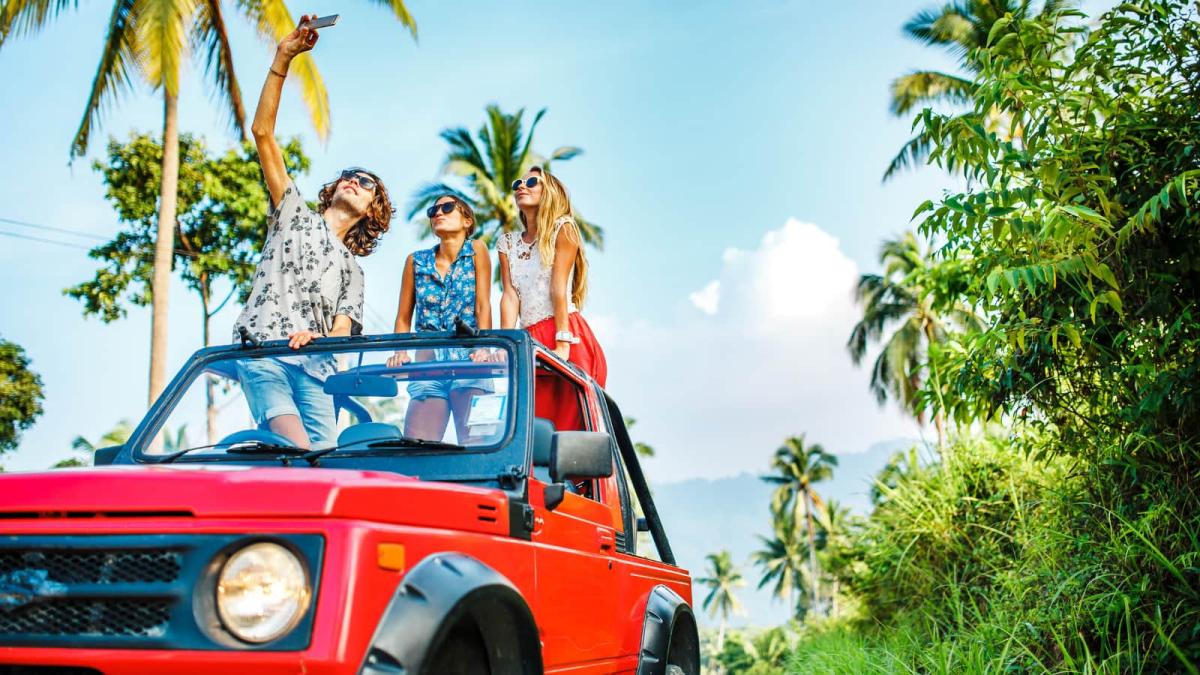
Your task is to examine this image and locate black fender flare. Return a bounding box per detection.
[636,585,700,675]
[359,552,542,675]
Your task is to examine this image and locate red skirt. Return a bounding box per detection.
[527,313,608,388]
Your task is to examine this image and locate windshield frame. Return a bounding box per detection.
[128,331,532,484]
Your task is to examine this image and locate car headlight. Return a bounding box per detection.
[216,542,311,643]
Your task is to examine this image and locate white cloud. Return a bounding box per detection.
[688,280,720,315]
[594,218,918,480]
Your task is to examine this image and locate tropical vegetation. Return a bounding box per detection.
[409,105,603,248]
[0,0,416,404]
[0,337,43,461]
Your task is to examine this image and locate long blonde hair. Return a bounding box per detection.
[518,167,588,307]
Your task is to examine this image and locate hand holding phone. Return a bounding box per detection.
[301,14,339,30]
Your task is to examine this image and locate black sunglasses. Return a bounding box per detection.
[339,169,377,191]
[426,201,458,218]
[511,176,540,191]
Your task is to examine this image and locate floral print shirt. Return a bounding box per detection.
[232,181,364,380]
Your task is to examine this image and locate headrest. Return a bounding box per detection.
[532,418,555,466]
[337,422,401,451]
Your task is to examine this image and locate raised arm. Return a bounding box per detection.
[251,16,320,206]
[473,239,493,330]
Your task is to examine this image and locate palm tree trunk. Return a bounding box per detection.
[922,318,946,447]
[201,278,216,445]
[148,91,180,406]
[804,490,820,616]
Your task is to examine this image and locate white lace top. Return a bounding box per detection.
[497,216,578,327]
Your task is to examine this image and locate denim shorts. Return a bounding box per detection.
[235,358,336,449]
[407,378,494,402]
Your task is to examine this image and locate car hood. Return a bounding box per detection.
[0,465,511,534]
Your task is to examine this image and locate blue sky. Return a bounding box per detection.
[0,0,967,475]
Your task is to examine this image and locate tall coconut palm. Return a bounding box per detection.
[885,0,1071,179]
[816,499,855,619]
[696,550,744,651]
[751,511,811,619]
[761,435,836,617]
[847,233,983,445]
[408,105,603,248]
[0,1,417,404]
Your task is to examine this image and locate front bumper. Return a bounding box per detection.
[0,647,355,675]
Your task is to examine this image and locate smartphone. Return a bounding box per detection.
[302,14,339,29]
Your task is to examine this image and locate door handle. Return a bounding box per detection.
[597,528,615,552]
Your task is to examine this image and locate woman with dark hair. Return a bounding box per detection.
[388,195,492,442]
[232,16,394,450]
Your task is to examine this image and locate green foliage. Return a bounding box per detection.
[55,419,135,468]
[804,2,1200,671]
[65,132,310,339]
[624,417,655,457]
[0,337,44,456]
[409,105,603,249]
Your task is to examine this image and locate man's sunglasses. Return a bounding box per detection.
[511,176,539,191]
[426,201,458,218]
[339,169,377,191]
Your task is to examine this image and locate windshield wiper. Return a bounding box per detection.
[158,440,308,464]
[301,436,466,465]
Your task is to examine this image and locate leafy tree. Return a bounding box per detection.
[696,550,744,651]
[0,0,417,405]
[885,0,1069,179]
[0,338,44,460]
[847,232,982,445]
[56,419,135,468]
[66,132,310,442]
[408,105,603,248]
[761,435,836,616]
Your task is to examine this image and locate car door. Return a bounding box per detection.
[528,354,623,671]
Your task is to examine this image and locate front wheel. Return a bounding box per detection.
[426,626,490,675]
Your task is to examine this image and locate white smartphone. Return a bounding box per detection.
[302,14,339,30]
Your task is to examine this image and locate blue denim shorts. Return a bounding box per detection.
[235,358,337,448]
[407,378,494,402]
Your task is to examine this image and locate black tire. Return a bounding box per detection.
[425,624,490,675]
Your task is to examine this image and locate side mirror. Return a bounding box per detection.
[94,445,123,466]
[550,431,613,482]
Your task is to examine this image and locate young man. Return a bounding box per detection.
[233,15,394,449]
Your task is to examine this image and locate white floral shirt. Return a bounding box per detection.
[497,216,578,327]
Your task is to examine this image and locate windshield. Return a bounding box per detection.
[134,340,515,477]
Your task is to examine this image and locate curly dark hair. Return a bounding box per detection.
[317,167,394,256]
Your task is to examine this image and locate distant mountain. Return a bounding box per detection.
[649,438,917,628]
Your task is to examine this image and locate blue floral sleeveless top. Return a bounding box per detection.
[412,242,479,338]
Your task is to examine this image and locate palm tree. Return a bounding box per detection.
[885,0,1069,179]
[408,105,603,248]
[816,499,855,619]
[696,550,744,652]
[761,435,836,616]
[0,1,417,405]
[56,419,135,467]
[846,233,983,445]
[751,511,811,619]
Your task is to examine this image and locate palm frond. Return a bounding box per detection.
[882,128,936,182]
[515,107,546,177]
[135,0,198,96]
[363,0,417,39]
[404,181,470,221]
[70,0,139,159]
[192,0,247,140]
[239,0,330,139]
[889,70,975,116]
[572,212,604,250]
[0,0,74,44]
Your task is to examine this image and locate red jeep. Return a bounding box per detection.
[0,330,698,674]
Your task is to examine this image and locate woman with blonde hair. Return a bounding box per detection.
[498,167,607,387]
